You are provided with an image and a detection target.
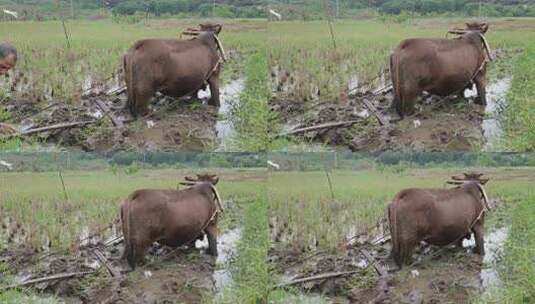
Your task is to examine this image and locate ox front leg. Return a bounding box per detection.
[205,224,218,256]
[474,73,487,106]
[207,75,220,107]
[472,220,485,255]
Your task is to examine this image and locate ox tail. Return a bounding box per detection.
[121,199,137,269]
[124,52,137,118]
[388,202,402,268]
[390,51,403,118]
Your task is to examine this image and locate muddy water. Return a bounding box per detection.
[465,77,512,151]
[213,227,242,291]
[200,78,244,151]
[463,226,510,290]
[195,226,242,292]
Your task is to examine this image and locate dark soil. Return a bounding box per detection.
[272,89,486,152]
[1,90,219,152]
[0,216,217,304]
[269,217,490,303]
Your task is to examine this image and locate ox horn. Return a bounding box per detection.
[479,33,493,62]
[448,29,467,35]
[209,184,224,212]
[213,34,227,62]
[475,183,491,211]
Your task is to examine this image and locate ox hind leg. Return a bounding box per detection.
[205,224,218,256]
[132,85,154,118]
[207,74,220,107]
[472,217,485,255]
[474,70,487,106]
[395,81,420,119]
[399,235,418,267]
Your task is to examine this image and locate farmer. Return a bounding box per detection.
[0,42,18,135]
[0,42,17,75]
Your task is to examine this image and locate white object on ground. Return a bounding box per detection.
[269,9,282,20]
[0,160,13,170]
[267,160,280,170]
[3,9,18,18]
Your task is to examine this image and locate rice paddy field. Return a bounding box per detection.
[0,18,269,152]
[0,154,269,303]
[267,157,535,303]
[269,18,535,152]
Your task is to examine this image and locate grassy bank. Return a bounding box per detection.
[230,51,273,152]
[480,191,535,303]
[503,45,535,151]
[219,194,271,303]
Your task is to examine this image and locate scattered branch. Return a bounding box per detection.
[274,270,360,289]
[278,120,361,137]
[93,99,124,127]
[0,271,96,291]
[17,120,96,136]
[360,249,389,277]
[361,99,389,126]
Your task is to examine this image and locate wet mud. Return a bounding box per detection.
[1,64,244,153]
[269,199,509,303]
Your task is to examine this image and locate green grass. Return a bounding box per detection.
[503,44,535,151]
[478,191,535,303]
[218,193,271,303]
[230,51,273,152]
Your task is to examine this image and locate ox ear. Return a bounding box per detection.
[215,24,222,35]
[211,175,219,185]
[481,23,489,34]
[479,178,489,185]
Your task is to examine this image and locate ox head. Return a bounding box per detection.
[447,172,490,211]
[199,23,223,35]
[465,22,489,34]
[448,22,492,61]
[184,174,219,185]
[181,23,226,62]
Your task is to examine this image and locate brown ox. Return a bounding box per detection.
[123,23,226,118]
[390,22,493,118]
[388,173,490,268]
[120,174,223,269]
